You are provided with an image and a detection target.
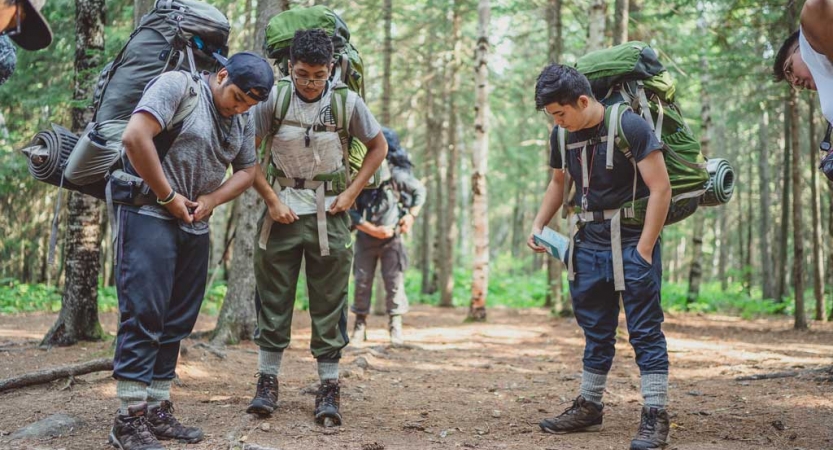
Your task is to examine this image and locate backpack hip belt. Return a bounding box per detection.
[257,165,349,257]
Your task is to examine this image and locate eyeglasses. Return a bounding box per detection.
[783,46,804,90]
[292,72,328,87]
[1,0,21,38]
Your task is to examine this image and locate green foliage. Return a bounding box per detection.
[0,279,62,313]
[405,255,559,309]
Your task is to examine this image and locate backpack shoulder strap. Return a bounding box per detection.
[603,102,632,169]
[169,71,201,130]
[260,79,292,171]
[330,84,354,185]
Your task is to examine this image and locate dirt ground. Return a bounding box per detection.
[0,305,832,450]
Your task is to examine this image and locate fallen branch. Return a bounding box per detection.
[0,357,112,392]
[736,365,833,382]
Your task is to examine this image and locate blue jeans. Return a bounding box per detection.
[113,207,210,384]
[569,243,668,375]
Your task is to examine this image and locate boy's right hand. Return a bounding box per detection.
[268,200,299,224]
[527,227,546,253]
[164,194,199,224]
[370,224,395,240]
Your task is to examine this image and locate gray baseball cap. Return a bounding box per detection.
[10,0,53,51]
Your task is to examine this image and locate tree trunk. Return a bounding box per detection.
[613,0,629,45]
[758,109,774,299]
[468,0,490,322]
[545,0,568,315]
[381,0,392,126]
[42,0,106,347]
[776,98,791,303]
[439,1,462,308]
[421,44,437,295]
[419,191,433,294]
[828,179,833,320]
[686,55,711,307]
[210,0,286,344]
[133,0,155,26]
[744,161,753,293]
[587,0,607,52]
[546,0,562,63]
[809,100,826,321]
[790,89,807,329]
[210,191,260,345]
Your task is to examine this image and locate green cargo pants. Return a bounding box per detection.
[253,212,352,361]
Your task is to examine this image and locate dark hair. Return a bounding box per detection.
[773,30,800,82]
[289,29,333,66]
[534,64,594,110]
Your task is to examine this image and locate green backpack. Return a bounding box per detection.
[560,41,713,225]
[264,5,365,97]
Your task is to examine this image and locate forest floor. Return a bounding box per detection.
[0,305,832,450]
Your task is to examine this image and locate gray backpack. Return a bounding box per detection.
[62,0,230,191]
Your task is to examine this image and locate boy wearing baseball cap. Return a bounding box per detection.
[109,52,273,450]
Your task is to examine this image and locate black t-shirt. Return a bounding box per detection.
[549,109,662,248]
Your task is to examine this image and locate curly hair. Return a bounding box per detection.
[773,30,800,83]
[534,64,594,110]
[289,29,333,66]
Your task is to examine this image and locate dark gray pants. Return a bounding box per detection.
[113,207,210,384]
[351,232,409,316]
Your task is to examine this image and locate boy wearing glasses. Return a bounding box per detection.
[773,0,833,122]
[246,29,386,426]
[111,52,273,450]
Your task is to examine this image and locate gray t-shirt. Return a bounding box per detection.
[132,71,256,234]
[253,79,381,216]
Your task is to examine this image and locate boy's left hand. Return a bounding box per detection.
[193,194,218,222]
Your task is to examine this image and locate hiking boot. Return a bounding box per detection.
[246,373,278,416]
[147,400,204,443]
[630,406,670,450]
[109,403,164,450]
[539,395,604,434]
[314,379,342,427]
[389,315,403,346]
[352,315,367,343]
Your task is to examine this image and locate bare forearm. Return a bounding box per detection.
[408,205,423,217]
[253,164,281,206]
[532,178,564,230]
[209,167,255,206]
[355,221,378,234]
[802,0,833,61]
[638,186,670,251]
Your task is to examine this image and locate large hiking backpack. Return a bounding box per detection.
[261,5,379,189]
[264,5,364,96]
[559,41,734,225]
[60,0,230,190]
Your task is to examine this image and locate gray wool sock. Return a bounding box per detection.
[147,379,172,409]
[116,380,148,415]
[579,368,608,405]
[258,349,283,377]
[317,361,339,382]
[641,372,669,409]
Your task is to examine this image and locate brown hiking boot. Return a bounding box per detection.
[147,400,204,443]
[314,379,342,426]
[539,395,604,434]
[352,314,367,343]
[109,403,164,450]
[246,373,278,416]
[630,406,670,449]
